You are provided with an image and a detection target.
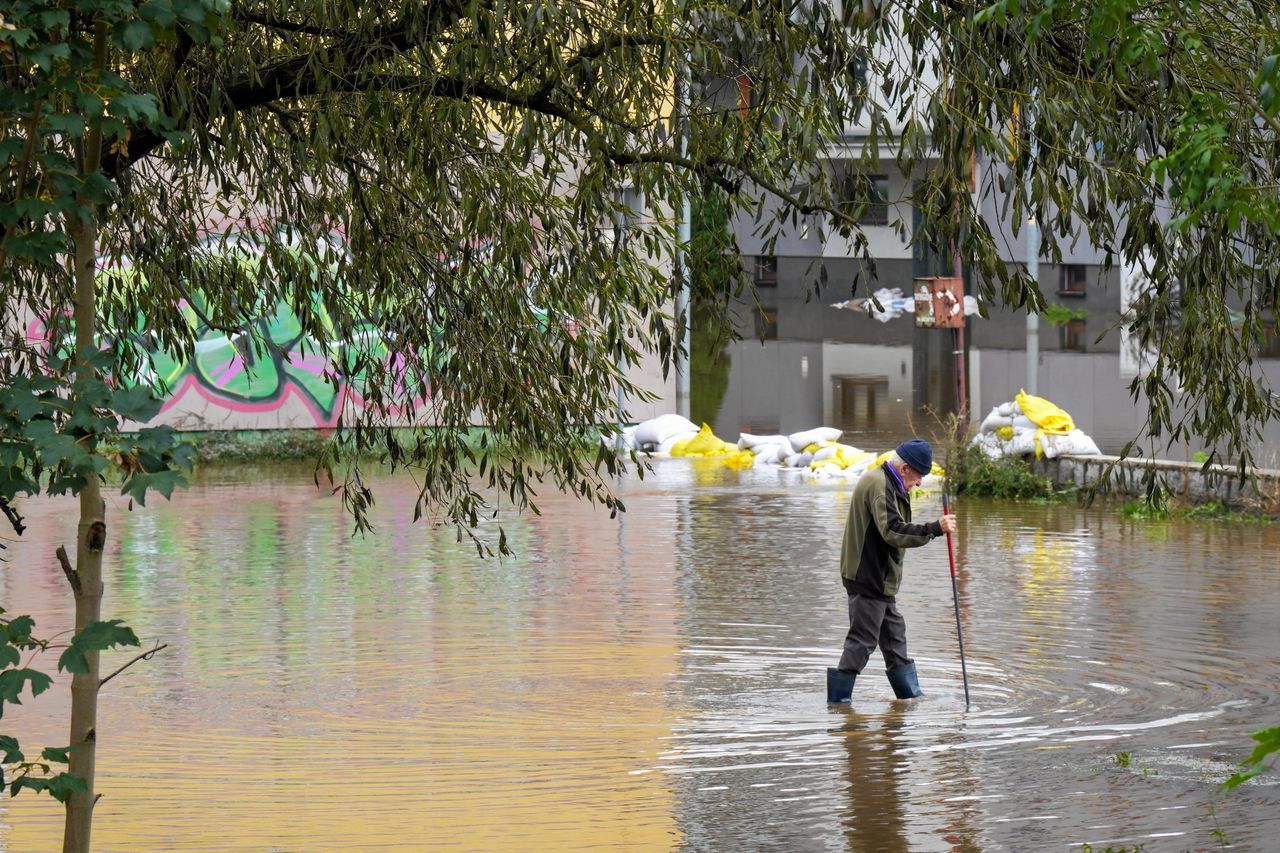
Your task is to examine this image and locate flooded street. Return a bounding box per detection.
[2,462,1277,851]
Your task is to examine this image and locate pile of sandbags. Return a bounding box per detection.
[732,426,859,471]
[610,417,945,484]
[971,389,1101,459]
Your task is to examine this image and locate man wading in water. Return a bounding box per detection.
[827,438,957,703]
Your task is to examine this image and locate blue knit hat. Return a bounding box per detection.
[896,438,933,475]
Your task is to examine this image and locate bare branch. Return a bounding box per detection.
[56,545,81,594]
[98,642,168,689]
[231,9,352,38]
[0,497,25,536]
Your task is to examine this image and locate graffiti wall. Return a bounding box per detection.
[22,234,673,432]
[26,297,389,431]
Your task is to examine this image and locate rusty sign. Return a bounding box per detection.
[913,277,965,329]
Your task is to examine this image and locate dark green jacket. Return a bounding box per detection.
[840,464,943,599]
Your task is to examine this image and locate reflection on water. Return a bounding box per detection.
[1,462,1277,851]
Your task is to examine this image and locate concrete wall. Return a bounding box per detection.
[1035,454,1280,513]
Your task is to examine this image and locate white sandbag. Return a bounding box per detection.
[655,429,699,454]
[997,401,1020,417]
[969,432,1004,459]
[843,459,876,480]
[600,425,638,450]
[752,448,781,467]
[788,426,843,451]
[1041,429,1101,459]
[783,451,814,468]
[747,442,787,465]
[738,432,793,452]
[634,414,698,447]
[810,445,840,463]
[1007,428,1037,456]
[1012,415,1036,432]
[809,463,845,481]
[979,407,1013,433]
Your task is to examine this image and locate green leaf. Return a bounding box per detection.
[42,113,86,137]
[141,0,178,28]
[0,668,54,717]
[41,745,72,764]
[1241,726,1280,766]
[11,771,87,803]
[107,93,160,123]
[121,468,186,505]
[2,379,57,420]
[1223,726,1280,790]
[119,21,156,52]
[0,734,25,764]
[38,10,71,31]
[109,385,164,423]
[76,91,106,119]
[57,620,140,675]
[5,614,36,646]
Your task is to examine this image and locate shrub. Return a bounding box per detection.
[947,446,1053,499]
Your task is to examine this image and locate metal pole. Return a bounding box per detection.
[942,486,971,707]
[952,254,968,439]
[677,201,691,420]
[1025,95,1039,395]
[675,59,692,420]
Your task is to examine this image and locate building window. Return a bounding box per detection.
[840,174,889,226]
[753,255,778,288]
[1060,264,1087,296]
[755,308,778,340]
[1061,318,1086,352]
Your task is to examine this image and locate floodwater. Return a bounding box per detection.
[1,461,1277,851]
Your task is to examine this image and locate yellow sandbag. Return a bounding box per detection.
[668,436,695,456]
[996,425,1014,441]
[1015,389,1075,435]
[673,423,736,457]
[873,449,895,468]
[721,449,756,469]
[835,447,875,469]
[804,439,838,454]
[930,462,946,477]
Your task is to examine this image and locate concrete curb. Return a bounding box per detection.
[1032,454,1280,510]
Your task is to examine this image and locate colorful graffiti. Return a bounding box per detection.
[24,235,430,428]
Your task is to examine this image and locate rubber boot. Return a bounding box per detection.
[886,662,924,699]
[826,668,857,703]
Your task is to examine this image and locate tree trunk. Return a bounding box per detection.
[62,213,104,853]
[63,21,109,853]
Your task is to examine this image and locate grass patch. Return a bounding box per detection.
[946,446,1054,500]
[1121,496,1271,523]
[182,429,337,464]
[178,427,618,471]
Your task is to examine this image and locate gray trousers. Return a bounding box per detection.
[837,592,913,674]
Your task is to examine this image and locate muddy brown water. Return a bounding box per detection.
[1,461,1277,851]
